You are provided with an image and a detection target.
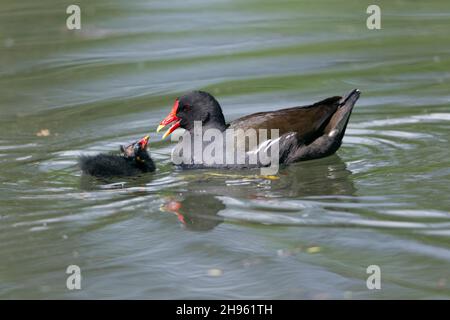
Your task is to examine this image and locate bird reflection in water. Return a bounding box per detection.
[161,155,355,231]
[160,195,225,231]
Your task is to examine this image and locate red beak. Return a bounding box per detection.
[138,135,150,149]
[157,99,181,139]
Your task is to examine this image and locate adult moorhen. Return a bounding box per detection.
[79,135,155,177]
[156,89,360,169]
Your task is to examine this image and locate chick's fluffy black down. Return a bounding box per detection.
[79,154,155,177]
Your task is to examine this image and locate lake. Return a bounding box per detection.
[0,0,449,299]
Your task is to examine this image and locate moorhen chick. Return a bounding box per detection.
[79,135,155,177]
[156,89,360,169]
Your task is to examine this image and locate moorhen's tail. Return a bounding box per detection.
[324,89,360,139]
[281,89,360,163]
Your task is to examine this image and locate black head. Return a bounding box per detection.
[177,91,226,131]
[120,135,155,172]
[157,91,226,138]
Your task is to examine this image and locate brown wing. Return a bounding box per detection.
[228,96,341,142]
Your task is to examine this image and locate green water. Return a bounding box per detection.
[0,0,449,299]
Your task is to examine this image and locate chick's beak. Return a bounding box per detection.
[139,135,150,148]
[157,99,181,139]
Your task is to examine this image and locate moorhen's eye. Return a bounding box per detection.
[183,105,191,112]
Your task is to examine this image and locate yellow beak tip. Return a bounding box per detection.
[162,130,170,140]
[156,125,165,133]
